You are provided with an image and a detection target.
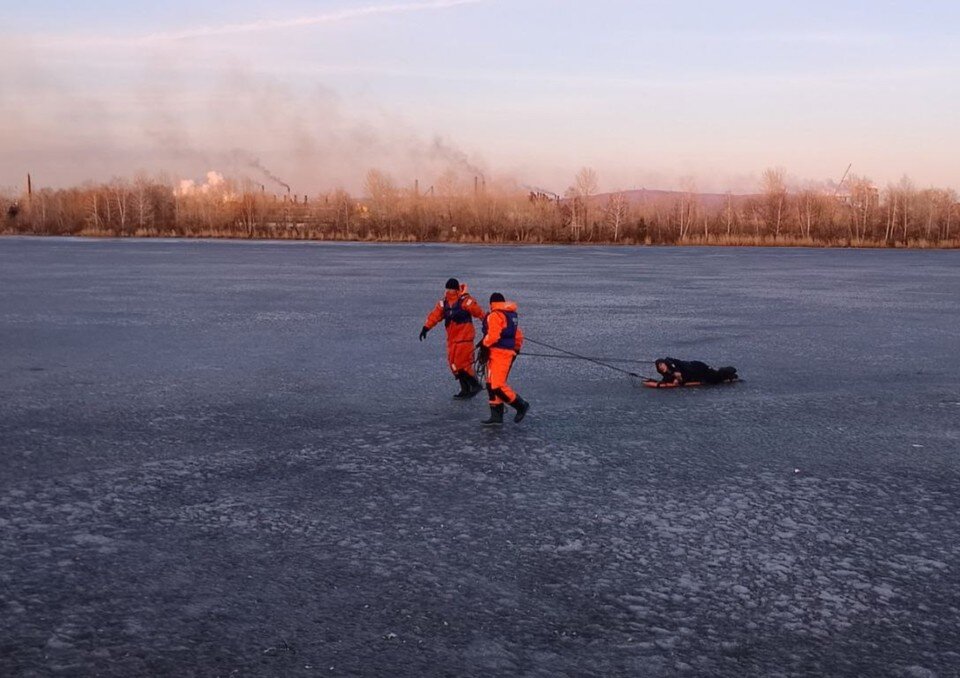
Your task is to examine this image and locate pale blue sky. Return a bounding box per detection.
[2,0,958,193]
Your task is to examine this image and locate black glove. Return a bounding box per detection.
[419,326,429,341]
[477,344,490,364]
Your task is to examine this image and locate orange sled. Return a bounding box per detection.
[642,378,738,389]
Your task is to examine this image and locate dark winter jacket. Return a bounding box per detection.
[656,357,737,385]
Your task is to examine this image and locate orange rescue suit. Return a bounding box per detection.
[424,284,485,376]
[481,300,525,405]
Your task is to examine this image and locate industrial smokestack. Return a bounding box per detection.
[474,176,478,195]
[247,157,291,195]
[415,179,419,197]
[26,173,32,203]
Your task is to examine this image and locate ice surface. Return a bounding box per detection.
[1,238,959,676]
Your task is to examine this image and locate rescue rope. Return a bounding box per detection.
[473,353,487,386]
[520,351,655,365]
[523,338,653,380]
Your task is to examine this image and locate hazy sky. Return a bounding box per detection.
[2,0,958,194]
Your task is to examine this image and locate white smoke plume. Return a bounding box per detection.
[1,0,493,195]
[0,52,490,195]
[175,171,228,197]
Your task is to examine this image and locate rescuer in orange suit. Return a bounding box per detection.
[477,292,530,425]
[420,278,485,399]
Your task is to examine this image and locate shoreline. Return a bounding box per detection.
[3,232,958,250]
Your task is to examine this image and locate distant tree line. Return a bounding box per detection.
[3,168,958,247]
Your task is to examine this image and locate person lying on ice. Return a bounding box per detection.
[420,278,485,399]
[477,293,530,425]
[653,357,738,386]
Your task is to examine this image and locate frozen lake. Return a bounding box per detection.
[1,237,959,676]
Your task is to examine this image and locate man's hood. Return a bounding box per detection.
[490,300,517,312]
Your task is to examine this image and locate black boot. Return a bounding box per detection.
[482,404,505,425]
[510,396,530,423]
[452,372,470,399]
[464,374,484,399]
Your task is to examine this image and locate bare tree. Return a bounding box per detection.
[724,191,735,236]
[897,176,915,243]
[761,167,787,238]
[677,176,698,241]
[883,183,899,243]
[945,190,958,240]
[132,174,154,231]
[88,192,102,232]
[603,192,629,242]
[331,189,354,235]
[564,187,583,242]
[110,178,130,234]
[844,175,877,243]
[795,187,823,240]
[364,169,398,239]
[574,167,598,240]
